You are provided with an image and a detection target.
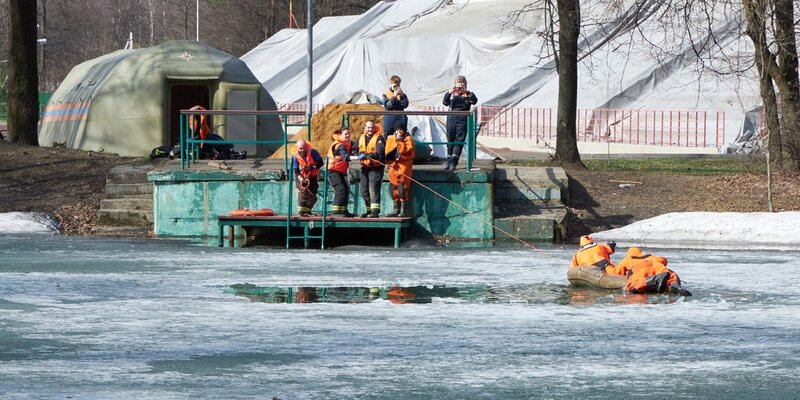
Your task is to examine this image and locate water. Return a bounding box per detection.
[1,235,799,399]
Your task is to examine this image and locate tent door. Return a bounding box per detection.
[168,83,211,146]
[220,88,258,155]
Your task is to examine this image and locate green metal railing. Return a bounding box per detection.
[344,110,478,170]
[285,157,331,249]
[180,108,337,249]
[179,109,309,171]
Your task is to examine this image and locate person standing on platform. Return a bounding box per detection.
[442,75,478,171]
[382,75,409,137]
[327,127,358,217]
[292,139,324,217]
[357,120,386,218]
[385,121,415,217]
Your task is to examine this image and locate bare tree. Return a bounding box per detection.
[553,0,584,168]
[743,0,800,171]
[7,0,39,145]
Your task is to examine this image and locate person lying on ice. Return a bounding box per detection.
[384,121,415,217]
[569,235,616,271]
[614,247,692,296]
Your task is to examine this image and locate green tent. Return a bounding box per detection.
[39,40,283,157]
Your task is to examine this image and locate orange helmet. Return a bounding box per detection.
[579,235,594,246]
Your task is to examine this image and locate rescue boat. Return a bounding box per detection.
[567,266,627,290]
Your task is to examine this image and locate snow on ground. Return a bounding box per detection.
[0,212,61,234]
[592,211,800,251]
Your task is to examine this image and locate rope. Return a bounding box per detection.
[372,158,559,256]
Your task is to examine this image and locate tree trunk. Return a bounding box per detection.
[744,0,782,167]
[7,0,40,146]
[553,0,584,168]
[772,0,800,170]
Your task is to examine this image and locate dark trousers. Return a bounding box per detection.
[446,115,468,159]
[296,176,318,211]
[382,114,408,138]
[360,167,384,211]
[328,170,349,207]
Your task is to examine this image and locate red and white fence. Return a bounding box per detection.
[277,103,726,148]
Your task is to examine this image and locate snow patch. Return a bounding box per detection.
[0,212,61,235]
[592,212,800,250]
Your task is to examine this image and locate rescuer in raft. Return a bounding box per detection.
[384,121,415,217]
[570,235,616,271]
[607,247,692,296]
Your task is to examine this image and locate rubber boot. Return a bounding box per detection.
[368,209,380,218]
[360,201,370,218]
[386,201,400,217]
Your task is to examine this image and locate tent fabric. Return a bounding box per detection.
[241,0,759,154]
[40,40,283,157]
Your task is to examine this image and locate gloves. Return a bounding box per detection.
[607,241,616,252]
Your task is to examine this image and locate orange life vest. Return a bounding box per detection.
[359,133,382,167]
[188,105,211,147]
[295,144,320,178]
[570,242,615,269]
[328,134,353,174]
[228,208,274,217]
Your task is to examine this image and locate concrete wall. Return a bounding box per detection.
[148,168,494,241]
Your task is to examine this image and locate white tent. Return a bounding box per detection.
[242,0,760,155]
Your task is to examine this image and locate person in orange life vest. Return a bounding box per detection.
[569,234,616,271]
[292,139,324,217]
[442,75,478,171]
[357,120,386,218]
[384,121,415,217]
[605,246,651,276]
[625,253,691,296]
[327,127,358,217]
[381,75,409,138]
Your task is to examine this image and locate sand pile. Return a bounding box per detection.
[269,103,383,159]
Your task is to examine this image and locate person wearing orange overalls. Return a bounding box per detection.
[385,121,415,217]
[570,235,616,271]
[292,139,324,217]
[328,127,358,217]
[605,246,651,276]
[623,250,691,296]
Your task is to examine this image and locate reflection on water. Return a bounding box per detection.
[227,284,686,305]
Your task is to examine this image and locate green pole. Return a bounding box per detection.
[180,114,185,169]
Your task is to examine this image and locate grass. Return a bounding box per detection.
[507,155,769,175]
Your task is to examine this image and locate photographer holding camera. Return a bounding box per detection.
[442,75,478,171]
[381,75,409,138]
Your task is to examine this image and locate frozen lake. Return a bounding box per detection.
[2,234,799,399]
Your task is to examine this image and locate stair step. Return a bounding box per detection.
[494,201,563,217]
[97,209,153,224]
[493,166,567,203]
[494,182,563,202]
[100,197,153,212]
[493,207,568,242]
[105,183,153,197]
[91,225,153,237]
[106,164,155,185]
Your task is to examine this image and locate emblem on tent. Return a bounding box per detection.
[179,51,193,62]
